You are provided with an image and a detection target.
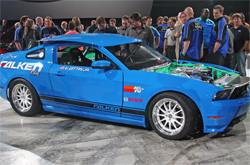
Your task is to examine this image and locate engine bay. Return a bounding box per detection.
[153,62,240,88]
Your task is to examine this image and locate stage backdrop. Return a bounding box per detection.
[0,0,154,20]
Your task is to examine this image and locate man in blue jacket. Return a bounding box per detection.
[40,16,61,38]
[156,16,170,54]
[208,5,229,66]
[180,7,203,61]
[196,8,215,62]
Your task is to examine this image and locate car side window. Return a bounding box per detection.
[26,48,45,59]
[57,46,119,69]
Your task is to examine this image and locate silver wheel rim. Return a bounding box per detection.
[12,84,32,113]
[152,98,185,136]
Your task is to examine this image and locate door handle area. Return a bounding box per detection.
[53,71,65,76]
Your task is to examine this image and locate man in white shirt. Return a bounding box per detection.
[163,17,176,60]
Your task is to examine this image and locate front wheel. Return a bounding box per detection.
[9,79,42,116]
[148,92,198,140]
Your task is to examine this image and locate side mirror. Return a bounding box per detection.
[91,60,113,69]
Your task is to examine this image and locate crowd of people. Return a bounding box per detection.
[0,4,249,76]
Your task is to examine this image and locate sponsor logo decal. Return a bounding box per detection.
[124,97,129,102]
[93,104,120,112]
[195,22,203,30]
[0,61,43,76]
[124,97,143,102]
[124,86,144,93]
[60,66,90,72]
[129,98,143,102]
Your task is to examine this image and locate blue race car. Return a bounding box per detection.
[0,34,249,140]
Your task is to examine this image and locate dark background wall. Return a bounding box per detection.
[0,0,153,20]
[0,0,153,28]
[150,0,250,23]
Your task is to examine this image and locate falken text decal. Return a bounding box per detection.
[93,104,120,112]
[0,61,43,76]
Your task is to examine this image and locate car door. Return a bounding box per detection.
[49,45,123,117]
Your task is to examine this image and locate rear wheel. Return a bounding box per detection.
[148,92,198,140]
[9,79,42,116]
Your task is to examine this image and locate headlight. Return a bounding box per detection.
[213,89,232,101]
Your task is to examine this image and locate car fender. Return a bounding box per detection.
[123,70,222,117]
[0,46,54,99]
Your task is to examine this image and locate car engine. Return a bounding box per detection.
[172,66,213,82]
[143,62,241,87]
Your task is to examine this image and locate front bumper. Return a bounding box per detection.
[229,112,247,126]
[199,88,250,133]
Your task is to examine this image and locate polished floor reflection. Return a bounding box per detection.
[0,97,250,165]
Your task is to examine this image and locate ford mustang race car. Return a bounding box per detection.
[0,34,249,140]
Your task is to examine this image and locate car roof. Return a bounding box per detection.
[41,33,142,47]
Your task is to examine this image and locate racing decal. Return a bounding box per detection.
[39,95,144,116]
[124,97,129,102]
[124,86,144,93]
[129,98,143,102]
[124,97,143,102]
[93,104,120,112]
[121,108,144,115]
[0,61,43,76]
[60,66,90,72]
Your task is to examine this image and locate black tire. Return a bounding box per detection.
[9,79,42,116]
[148,92,198,140]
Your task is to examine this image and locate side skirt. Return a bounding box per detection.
[43,105,148,127]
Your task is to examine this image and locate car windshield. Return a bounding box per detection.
[105,42,171,70]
